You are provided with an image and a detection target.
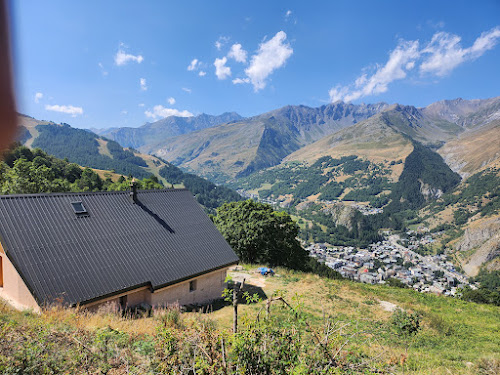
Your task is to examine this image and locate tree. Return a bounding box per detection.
[212,200,308,270]
[78,167,103,191]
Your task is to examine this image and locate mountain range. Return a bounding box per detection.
[142,102,388,181]
[97,97,499,184]
[94,112,243,150]
[92,96,500,275]
[15,95,500,275]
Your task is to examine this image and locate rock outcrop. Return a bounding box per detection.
[456,216,500,276]
[321,203,357,231]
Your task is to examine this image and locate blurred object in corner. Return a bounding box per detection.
[0,0,17,152]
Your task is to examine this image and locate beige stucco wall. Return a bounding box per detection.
[0,248,40,312]
[87,267,229,311]
[150,268,228,307]
[127,287,152,306]
[85,267,229,311]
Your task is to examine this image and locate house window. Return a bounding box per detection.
[189,280,197,292]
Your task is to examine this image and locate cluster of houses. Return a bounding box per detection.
[306,239,471,296]
[399,230,436,251]
[350,203,383,216]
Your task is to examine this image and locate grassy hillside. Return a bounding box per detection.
[2,143,240,212]
[149,97,499,188]
[438,120,500,178]
[1,266,498,374]
[0,145,164,195]
[284,111,413,176]
[19,114,166,180]
[379,104,463,146]
[150,118,266,183]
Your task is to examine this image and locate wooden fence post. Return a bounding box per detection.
[233,279,245,333]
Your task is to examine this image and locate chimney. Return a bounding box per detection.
[129,178,137,203]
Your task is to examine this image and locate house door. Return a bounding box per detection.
[0,256,3,288]
[119,295,127,310]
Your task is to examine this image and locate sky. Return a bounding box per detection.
[10,0,500,129]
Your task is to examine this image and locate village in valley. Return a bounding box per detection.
[305,231,472,296]
[241,191,474,297]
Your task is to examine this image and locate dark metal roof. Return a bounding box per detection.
[0,189,238,306]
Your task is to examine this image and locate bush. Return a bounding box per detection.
[386,278,407,288]
[391,309,422,340]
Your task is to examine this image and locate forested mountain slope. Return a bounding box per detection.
[15,115,242,210]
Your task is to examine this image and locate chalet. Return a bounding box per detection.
[0,185,239,311]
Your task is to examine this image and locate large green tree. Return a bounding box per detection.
[212,200,308,269]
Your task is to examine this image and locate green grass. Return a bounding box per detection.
[218,266,500,374]
[0,266,498,374]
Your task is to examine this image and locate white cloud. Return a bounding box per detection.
[121,110,128,115]
[232,77,250,84]
[215,36,230,51]
[285,10,292,18]
[406,61,415,70]
[45,104,83,117]
[245,31,293,91]
[187,58,200,71]
[140,78,147,91]
[214,57,231,80]
[114,48,144,66]
[138,103,145,107]
[427,20,445,30]
[228,43,248,63]
[420,26,500,76]
[198,70,206,76]
[182,87,192,93]
[167,97,176,105]
[145,105,193,120]
[328,86,350,102]
[328,26,500,103]
[351,40,418,102]
[328,39,420,102]
[98,62,108,76]
[34,92,43,103]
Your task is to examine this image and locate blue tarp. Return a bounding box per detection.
[258,267,274,276]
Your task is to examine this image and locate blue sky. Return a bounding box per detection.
[11,0,500,129]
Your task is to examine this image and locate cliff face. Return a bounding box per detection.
[322,203,357,231]
[419,180,443,200]
[456,216,500,276]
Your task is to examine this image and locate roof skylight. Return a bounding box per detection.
[71,201,87,214]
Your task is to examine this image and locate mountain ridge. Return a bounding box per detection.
[149,101,390,182]
[96,111,244,149]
